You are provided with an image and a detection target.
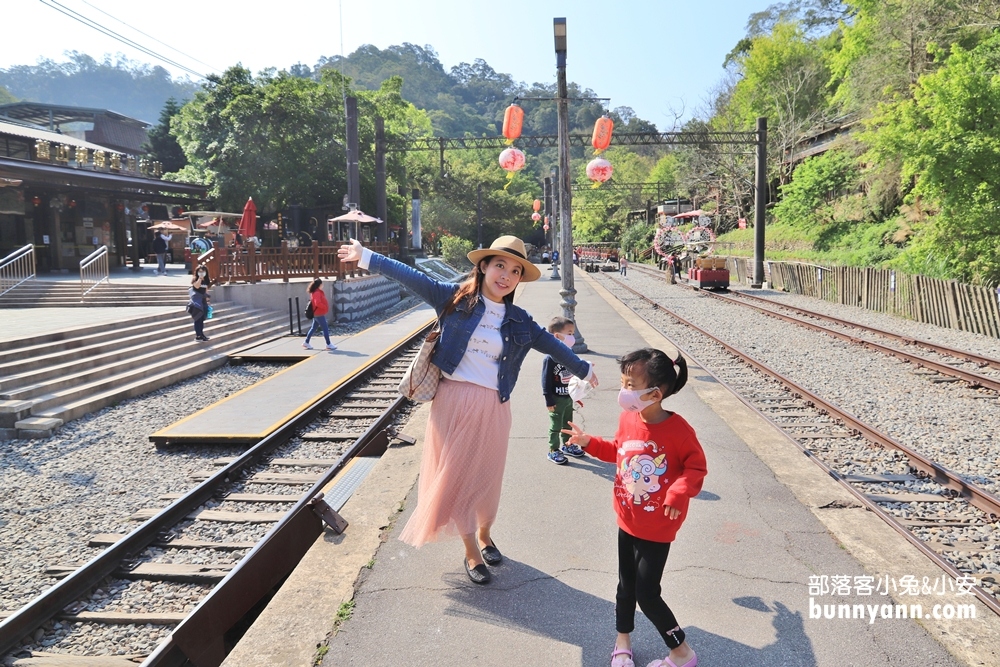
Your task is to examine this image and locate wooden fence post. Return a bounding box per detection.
[312,240,320,279]
[247,240,256,284]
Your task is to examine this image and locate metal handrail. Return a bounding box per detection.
[0,244,36,296]
[79,245,109,300]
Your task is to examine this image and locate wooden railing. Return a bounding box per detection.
[0,244,35,296]
[79,245,110,300]
[197,241,399,284]
[765,261,1000,338]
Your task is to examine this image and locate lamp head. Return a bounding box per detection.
[553,18,567,54]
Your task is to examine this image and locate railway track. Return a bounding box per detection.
[641,264,1000,391]
[0,325,429,666]
[598,270,1000,616]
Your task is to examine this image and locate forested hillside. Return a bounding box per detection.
[707,0,1000,286]
[0,53,199,123]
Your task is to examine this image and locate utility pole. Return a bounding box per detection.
[345,97,361,210]
[752,116,767,288]
[550,167,560,280]
[375,117,387,243]
[554,18,585,351]
[477,183,483,249]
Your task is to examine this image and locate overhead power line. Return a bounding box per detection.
[79,0,222,74]
[38,0,207,79]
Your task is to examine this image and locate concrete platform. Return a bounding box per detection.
[222,267,1000,667]
[149,305,435,445]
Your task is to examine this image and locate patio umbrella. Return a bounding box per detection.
[238,197,257,239]
[147,220,187,232]
[330,209,382,241]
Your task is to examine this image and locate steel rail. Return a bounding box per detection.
[694,289,1000,392]
[145,394,410,667]
[728,289,1000,371]
[0,321,431,660]
[602,273,1000,617]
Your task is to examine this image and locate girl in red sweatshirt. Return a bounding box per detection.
[563,348,707,667]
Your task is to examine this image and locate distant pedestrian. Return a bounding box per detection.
[620,255,629,276]
[152,231,171,275]
[562,348,706,667]
[302,279,336,351]
[338,235,598,585]
[541,316,584,465]
[188,265,211,341]
[551,249,559,265]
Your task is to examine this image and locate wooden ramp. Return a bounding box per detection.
[149,305,434,446]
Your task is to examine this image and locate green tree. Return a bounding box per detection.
[143,98,186,173]
[727,22,832,185]
[0,85,16,104]
[773,148,858,227]
[172,66,411,217]
[864,33,1000,284]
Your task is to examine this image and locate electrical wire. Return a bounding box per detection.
[37,0,207,79]
[79,0,223,74]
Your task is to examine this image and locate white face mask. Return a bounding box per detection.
[618,387,659,412]
[559,334,576,348]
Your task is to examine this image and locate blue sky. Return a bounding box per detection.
[4,0,760,129]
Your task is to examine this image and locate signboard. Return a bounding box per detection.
[42,235,50,244]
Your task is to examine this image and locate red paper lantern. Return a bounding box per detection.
[531,212,541,222]
[502,104,524,143]
[543,224,550,231]
[532,199,541,212]
[586,156,613,185]
[592,115,614,153]
[68,199,77,208]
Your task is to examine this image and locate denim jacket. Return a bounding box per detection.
[365,252,591,403]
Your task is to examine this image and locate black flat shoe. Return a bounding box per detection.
[481,542,503,566]
[465,559,491,584]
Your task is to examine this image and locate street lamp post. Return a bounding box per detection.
[554,17,585,352]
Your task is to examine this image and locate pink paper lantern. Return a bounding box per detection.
[586,156,613,184]
[531,212,541,222]
[499,147,526,173]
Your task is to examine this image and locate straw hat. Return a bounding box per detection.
[467,235,541,282]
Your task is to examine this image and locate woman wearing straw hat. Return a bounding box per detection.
[339,235,598,584]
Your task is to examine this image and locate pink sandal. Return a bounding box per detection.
[611,647,635,667]
[645,650,697,667]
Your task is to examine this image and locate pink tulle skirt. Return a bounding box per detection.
[399,378,512,547]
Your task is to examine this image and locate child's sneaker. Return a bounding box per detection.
[547,450,568,465]
[302,342,313,350]
[561,444,585,458]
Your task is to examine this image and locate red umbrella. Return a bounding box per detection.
[238,197,257,239]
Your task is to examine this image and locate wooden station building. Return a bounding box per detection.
[0,102,207,272]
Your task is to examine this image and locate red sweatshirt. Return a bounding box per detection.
[585,411,707,543]
[310,289,329,317]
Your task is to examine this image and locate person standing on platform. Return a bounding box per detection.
[620,255,629,276]
[302,278,336,351]
[152,231,171,275]
[188,266,211,341]
[541,316,584,465]
[562,348,706,667]
[338,236,598,585]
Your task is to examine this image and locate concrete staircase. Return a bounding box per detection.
[0,281,189,308]
[0,303,288,439]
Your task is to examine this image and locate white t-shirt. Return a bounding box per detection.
[444,298,505,390]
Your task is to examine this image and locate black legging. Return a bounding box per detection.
[615,529,686,649]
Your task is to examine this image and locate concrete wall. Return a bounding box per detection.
[212,274,402,324]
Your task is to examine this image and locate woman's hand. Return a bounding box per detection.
[337,238,363,262]
[560,421,591,447]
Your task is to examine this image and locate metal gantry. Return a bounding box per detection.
[376,121,769,287]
